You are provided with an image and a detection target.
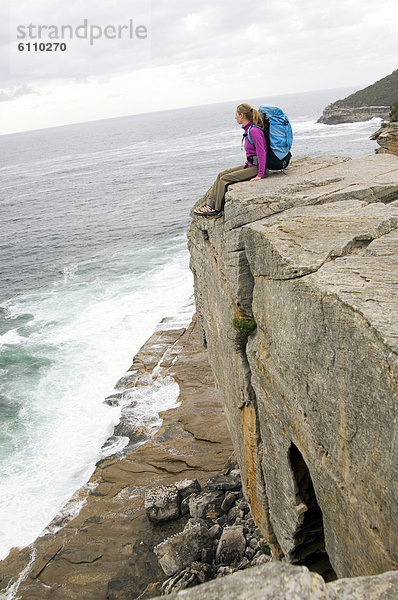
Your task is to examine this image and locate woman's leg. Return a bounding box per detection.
[207,165,247,209]
[212,165,258,212]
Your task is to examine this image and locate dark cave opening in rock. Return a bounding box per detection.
[289,443,337,582]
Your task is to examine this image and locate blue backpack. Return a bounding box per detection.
[247,104,293,170]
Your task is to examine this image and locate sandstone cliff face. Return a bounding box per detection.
[318,105,390,124]
[188,154,398,579]
[371,122,398,156]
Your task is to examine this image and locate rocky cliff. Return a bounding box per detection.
[188,154,398,580]
[318,105,390,124]
[371,122,398,156]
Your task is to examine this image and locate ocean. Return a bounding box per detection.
[0,87,380,561]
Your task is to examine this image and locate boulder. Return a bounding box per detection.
[225,506,241,525]
[144,485,180,523]
[175,478,201,499]
[154,523,212,576]
[183,518,208,531]
[150,563,398,599]
[180,496,191,516]
[205,474,241,491]
[208,524,223,539]
[150,562,326,598]
[221,492,236,513]
[189,490,224,519]
[216,526,246,566]
[327,570,398,599]
[162,562,212,595]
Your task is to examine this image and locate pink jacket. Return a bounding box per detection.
[242,121,267,178]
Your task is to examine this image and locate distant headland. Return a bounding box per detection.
[318,68,398,124]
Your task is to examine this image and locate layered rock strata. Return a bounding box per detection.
[371,122,398,156]
[0,317,234,600]
[318,105,390,124]
[188,154,398,579]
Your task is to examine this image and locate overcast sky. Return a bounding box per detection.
[1,0,397,134]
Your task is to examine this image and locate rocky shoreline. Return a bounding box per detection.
[2,154,398,600]
[0,315,234,600]
[371,121,398,156]
[317,104,390,124]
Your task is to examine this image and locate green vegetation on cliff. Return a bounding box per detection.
[232,317,257,337]
[390,102,398,122]
[334,69,398,108]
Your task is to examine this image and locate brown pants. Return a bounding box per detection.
[208,164,258,212]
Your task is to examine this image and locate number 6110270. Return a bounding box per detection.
[18,42,67,51]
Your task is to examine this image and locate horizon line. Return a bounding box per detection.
[0,83,361,138]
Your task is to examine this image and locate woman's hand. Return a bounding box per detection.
[250,175,262,181]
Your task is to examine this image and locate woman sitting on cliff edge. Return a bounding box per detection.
[194,103,267,217]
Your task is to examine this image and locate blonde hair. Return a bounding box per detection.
[236,103,263,127]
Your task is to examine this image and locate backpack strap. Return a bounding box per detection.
[247,125,263,145]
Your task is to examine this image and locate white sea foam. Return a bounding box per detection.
[0,245,194,560]
[41,481,99,538]
[292,117,382,137]
[156,298,195,331]
[119,375,181,431]
[289,117,379,158]
[0,547,37,600]
[0,329,26,348]
[61,263,78,282]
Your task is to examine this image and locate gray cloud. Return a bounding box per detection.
[1,0,397,95]
[0,83,36,101]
